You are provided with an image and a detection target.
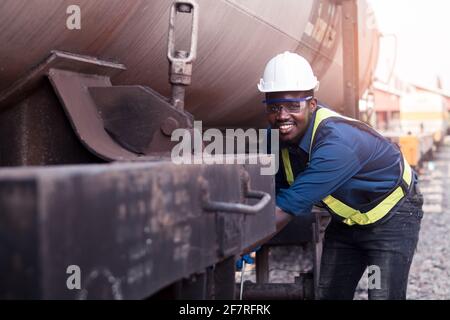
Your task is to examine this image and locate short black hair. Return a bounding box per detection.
[304,89,315,98]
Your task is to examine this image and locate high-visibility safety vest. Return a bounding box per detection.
[281,107,413,226]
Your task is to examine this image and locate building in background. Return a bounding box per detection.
[401,83,449,144]
[372,81,402,131]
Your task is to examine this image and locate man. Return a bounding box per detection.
[259,51,423,300]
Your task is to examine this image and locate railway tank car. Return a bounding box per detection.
[0,0,380,299]
[0,0,379,128]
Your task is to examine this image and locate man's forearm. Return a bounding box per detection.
[275,206,293,232]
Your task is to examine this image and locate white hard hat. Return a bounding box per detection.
[257,51,319,93]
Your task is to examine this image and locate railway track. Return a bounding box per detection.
[407,136,450,299]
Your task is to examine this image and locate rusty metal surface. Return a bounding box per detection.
[201,170,271,215]
[241,163,276,248]
[238,274,314,300]
[0,51,126,112]
[0,51,195,163]
[267,215,315,246]
[0,0,378,128]
[0,80,100,166]
[90,86,193,155]
[49,68,141,161]
[0,51,131,165]
[168,0,199,110]
[0,160,275,299]
[153,257,236,299]
[255,246,270,284]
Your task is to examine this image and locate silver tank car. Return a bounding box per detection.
[0,0,379,127]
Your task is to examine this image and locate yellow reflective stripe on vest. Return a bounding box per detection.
[324,156,412,226]
[281,108,413,226]
[281,148,295,185]
[402,155,412,186]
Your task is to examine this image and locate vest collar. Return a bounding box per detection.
[297,107,319,154]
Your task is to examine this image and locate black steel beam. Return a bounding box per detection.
[0,161,275,299]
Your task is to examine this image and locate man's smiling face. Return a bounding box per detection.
[266,91,317,144]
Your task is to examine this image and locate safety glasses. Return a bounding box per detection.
[263,96,313,114]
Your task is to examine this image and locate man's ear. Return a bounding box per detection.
[310,98,318,112]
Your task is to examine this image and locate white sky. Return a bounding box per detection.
[368,0,450,92]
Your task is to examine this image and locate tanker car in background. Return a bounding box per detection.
[372,81,449,169]
[0,0,380,299]
[398,84,449,167]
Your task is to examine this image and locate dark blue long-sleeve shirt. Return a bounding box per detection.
[275,106,409,216]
